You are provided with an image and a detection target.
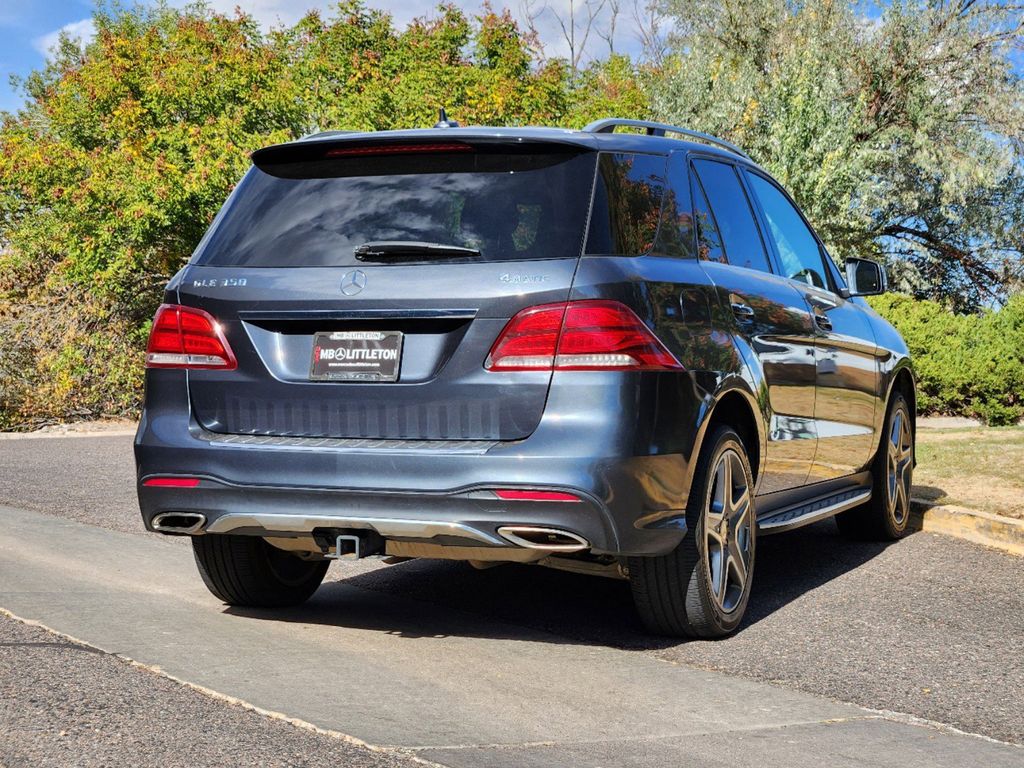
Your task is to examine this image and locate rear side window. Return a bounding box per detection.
[691,159,771,274]
[692,179,725,263]
[585,153,667,256]
[745,172,829,290]
[654,152,695,259]
[194,146,597,267]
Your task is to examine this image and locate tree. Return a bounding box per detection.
[0,1,649,426]
[651,0,1024,310]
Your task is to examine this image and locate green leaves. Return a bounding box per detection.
[870,294,1024,425]
[0,1,647,426]
[653,0,1024,311]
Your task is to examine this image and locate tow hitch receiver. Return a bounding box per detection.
[315,529,385,559]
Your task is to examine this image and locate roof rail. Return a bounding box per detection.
[582,118,753,162]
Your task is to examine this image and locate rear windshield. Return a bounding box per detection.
[193,146,597,267]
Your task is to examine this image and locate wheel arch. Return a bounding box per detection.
[885,361,917,443]
[692,380,765,489]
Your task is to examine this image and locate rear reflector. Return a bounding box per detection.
[485,300,683,372]
[325,143,473,158]
[493,489,582,503]
[145,304,237,370]
[143,477,201,488]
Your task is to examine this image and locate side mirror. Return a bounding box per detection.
[845,257,887,296]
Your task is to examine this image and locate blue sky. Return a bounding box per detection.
[0,0,649,114]
[3,1,1017,116]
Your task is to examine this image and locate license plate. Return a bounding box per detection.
[309,330,403,382]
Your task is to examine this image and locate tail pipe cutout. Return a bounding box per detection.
[497,526,589,552]
[151,512,206,535]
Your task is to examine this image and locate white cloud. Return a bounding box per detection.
[181,0,650,61]
[32,17,95,58]
[30,2,651,68]
[199,0,335,29]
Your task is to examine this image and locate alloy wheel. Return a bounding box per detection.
[704,449,753,614]
[886,407,914,526]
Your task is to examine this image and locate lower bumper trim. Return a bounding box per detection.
[203,512,505,546]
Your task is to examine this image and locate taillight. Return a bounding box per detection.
[145,304,237,370]
[485,300,683,372]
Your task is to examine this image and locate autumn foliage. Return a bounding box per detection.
[0,2,647,427]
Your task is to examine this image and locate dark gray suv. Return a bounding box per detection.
[135,118,916,638]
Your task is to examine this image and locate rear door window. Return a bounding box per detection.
[691,159,772,274]
[585,153,667,256]
[194,146,597,267]
[745,172,829,290]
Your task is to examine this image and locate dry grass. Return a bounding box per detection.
[914,426,1024,520]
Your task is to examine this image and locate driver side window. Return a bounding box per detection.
[746,172,828,290]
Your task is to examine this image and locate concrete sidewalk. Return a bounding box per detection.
[0,504,1019,768]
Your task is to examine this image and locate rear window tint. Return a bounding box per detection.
[194,147,597,267]
[585,153,667,256]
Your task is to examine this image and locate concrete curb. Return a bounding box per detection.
[910,499,1024,557]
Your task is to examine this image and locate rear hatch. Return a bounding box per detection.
[179,136,597,441]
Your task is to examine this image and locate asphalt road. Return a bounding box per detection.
[0,433,1022,765]
[0,614,415,768]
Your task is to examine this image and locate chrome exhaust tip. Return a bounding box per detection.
[152,512,206,535]
[496,526,589,552]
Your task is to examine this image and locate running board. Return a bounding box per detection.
[757,488,871,534]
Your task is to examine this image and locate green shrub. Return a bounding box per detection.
[0,3,649,428]
[869,293,1024,426]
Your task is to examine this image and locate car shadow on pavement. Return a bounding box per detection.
[908,483,949,508]
[225,519,894,650]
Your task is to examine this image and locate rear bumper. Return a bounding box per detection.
[135,370,704,557]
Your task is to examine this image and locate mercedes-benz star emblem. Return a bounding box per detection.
[340,269,367,296]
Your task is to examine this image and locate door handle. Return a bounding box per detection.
[813,309,833,331]
[730,302,755,320]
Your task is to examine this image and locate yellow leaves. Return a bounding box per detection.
[0,0,660,424]
[740,98,760,130]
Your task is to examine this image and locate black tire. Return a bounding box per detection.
[836,392,914,541]
[192,534,329,607]
[628,426,756,638]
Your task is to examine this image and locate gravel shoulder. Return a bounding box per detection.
[0,612,417,768]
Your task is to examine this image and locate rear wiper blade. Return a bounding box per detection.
[354,241,482,262]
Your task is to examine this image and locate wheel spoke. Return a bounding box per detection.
[899,455,913,484]
[706,507,725,530]
[894,481,908,522]
[728,549,747,590]
[731,488,751,531]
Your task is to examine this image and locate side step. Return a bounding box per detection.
[758,487,871,534]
